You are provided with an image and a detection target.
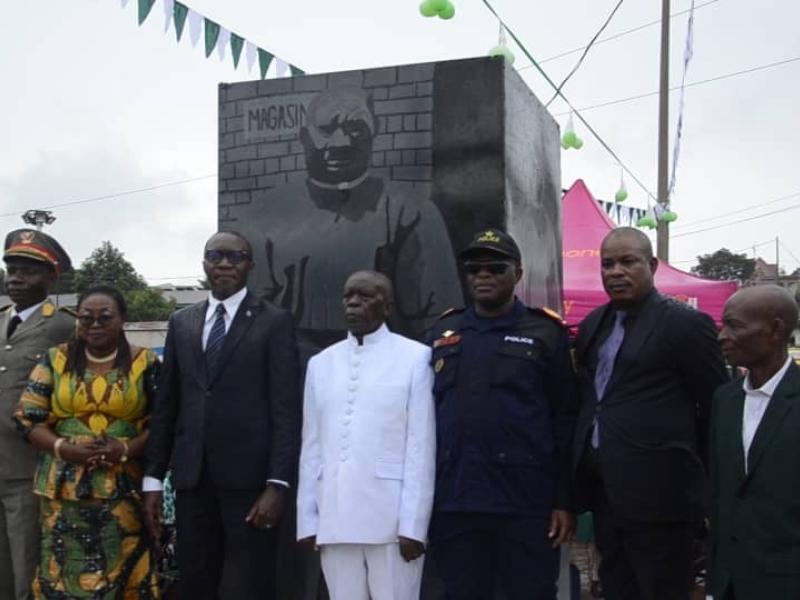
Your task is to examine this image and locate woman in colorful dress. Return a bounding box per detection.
[14,285,161,599]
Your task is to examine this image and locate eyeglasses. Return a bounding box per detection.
[462,261,514,276]
[78,314,118,327]
[204,250,251,265]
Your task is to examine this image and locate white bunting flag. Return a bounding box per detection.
[163,0,174,32]
[275,58,288,78]
[217,27,231,61]
[245,41,257,73]
[187,9,202,48]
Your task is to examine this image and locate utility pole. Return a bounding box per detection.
[776,236,780,284]
[656,0,671,261]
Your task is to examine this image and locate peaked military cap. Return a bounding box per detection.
[3,229,72,274]
[458,228,521,262]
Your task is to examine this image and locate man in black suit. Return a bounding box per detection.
[144,231,301,600]
[711,285,800,599]
[572,227,727,600]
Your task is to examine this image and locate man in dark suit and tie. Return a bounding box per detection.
[144,231,301,600]
[572,227,727,600]
[710,285,800,599]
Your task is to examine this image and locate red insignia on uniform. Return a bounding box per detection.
[433,335,461,348]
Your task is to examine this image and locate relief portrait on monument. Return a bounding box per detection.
[227,84,462,360]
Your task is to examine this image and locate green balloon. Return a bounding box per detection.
[615,188,628,203]
[420,1,437,17]
[662,211,678,222]
[438,2,456,19]
[562,130,578,148]
[488,45,514,64]
[637,217,656,229]
[573,137,584,149]
[561,138,570,150]
[429,0,448,11]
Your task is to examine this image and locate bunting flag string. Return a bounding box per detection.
[598,201,647,227]
[126,0,305,79]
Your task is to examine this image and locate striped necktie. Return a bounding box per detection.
[205,303,227,376]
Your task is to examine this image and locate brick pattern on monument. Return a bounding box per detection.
[218,64,435,223]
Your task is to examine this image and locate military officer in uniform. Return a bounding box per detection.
[0,229,74,600]
[427,229,577,600]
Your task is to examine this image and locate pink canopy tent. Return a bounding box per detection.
[561,179,737,327]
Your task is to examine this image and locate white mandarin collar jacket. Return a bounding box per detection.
[297,324,436,544]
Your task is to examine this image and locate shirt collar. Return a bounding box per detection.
[742,355,793,396]
[11,300,46,323]
[206,287,248,320]
[347,322,390,347]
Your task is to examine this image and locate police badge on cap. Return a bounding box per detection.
[3,229,72,274]
[458,228,521,262]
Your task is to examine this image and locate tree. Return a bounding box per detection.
[74,241,147,293]
[125,288,177,322]
[691,248,755,283]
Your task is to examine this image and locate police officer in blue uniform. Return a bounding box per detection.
[427,229,577,600]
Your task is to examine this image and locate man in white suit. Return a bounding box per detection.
[297,270,435,600]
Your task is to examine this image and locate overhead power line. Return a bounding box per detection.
[671,238,775,264]
[0,174,216,219]
[545,0,626,107]
[672,190,800,231]
[482,0,657,201]
[672,201,800,239]
[519,0,722,70]
[553,55,800,117]
[779,240,800,270]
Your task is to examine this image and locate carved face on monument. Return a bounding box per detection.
[300,86,376,186]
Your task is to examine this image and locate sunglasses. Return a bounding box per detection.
[78,314,118,327]
[462,261,514,276]
[204,250,251,265]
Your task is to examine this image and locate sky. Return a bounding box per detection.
[1,0,798,285]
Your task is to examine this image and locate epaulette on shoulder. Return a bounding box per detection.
[0,304,11,313]
[58,306,78,317]
[530,306,567,327]
[437,307,465,320]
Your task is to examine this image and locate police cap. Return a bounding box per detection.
[458,228,521,262]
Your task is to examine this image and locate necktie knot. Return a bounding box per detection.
[215,303,226,317]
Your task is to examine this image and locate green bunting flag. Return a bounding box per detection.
[258,49,274,79]
[124,1,303,77]
[230,34,244,69]
[204,19,220,58]
[138,0,155,25]
[174,2,188,41]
